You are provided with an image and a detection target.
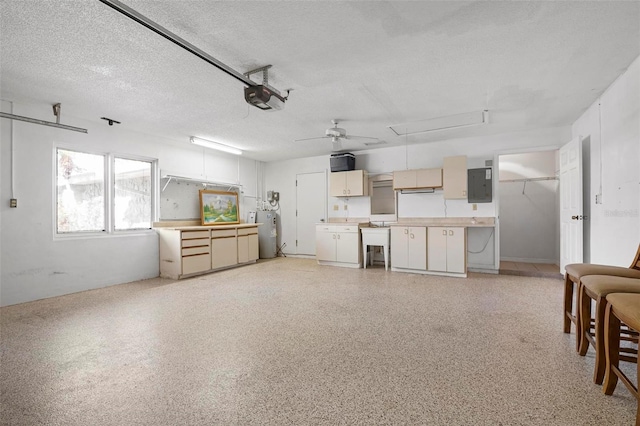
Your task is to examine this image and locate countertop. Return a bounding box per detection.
[390,217,495,227]
[153,221,262,231]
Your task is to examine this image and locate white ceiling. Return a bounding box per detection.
[1,1,639,162]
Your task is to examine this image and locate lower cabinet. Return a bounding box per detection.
[157,224,259,279]
[427,227,467,274]
[316,224,362,267]
[238,228,259,264]
[211,229,238,269]
[390,226,427,271]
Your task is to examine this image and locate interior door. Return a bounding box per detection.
[296,172,327,255]
[559,137,583,271]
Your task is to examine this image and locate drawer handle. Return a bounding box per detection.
[442,230,447,236]
[410,234,414,239]
[337,234,340,239]
[404,229,408,234]
[333,234,336,239]
[449,230,454,236]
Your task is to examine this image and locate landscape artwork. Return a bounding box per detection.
[199,190,239,225]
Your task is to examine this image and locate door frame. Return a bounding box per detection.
[493,145,562,271]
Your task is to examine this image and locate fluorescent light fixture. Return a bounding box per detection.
[190,137,242,155]
[389,110,488,137]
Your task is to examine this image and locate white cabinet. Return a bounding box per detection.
[316,224,362,267]
[238,227,259,263]
[443,156,467,199]
[329,170,368,197]
[157,224,259,279]
[427,227,467,274]
[390,226,427,271]
[211,228,238,269]
[393,168,443,190]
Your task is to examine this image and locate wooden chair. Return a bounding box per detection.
[563,244,640,350]
[578,276,640,384]
[602,293,640,426]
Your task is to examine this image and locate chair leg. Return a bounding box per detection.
[603,303,621,395]
[563,274,574,334]
[578,286,591,355]
[593,297,608,384]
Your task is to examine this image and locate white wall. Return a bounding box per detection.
[498,151,559,263]
[572,56,640,267]
[0,100,260,306]
[265,126,570,270]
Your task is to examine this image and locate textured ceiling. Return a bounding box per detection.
[1,1,639,162]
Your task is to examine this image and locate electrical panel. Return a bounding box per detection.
[467,168,492,203]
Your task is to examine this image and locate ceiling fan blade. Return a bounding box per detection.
[345,135,379,141]
[294,136,331,142]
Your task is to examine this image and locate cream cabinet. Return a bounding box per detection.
[427,227,467,274]
[393,168,443,190]
[316,224,362,267]
[329,170,368,197]
[390,226,427,271]
[157,224,259,279]
[238,227,259,263]
[443,156,467,199]
[211,228,238,269]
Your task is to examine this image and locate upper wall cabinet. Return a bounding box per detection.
[330,170,368,197]
[443,156,468,199]
[393,168,443,190]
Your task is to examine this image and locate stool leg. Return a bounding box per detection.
[593,296,608,384]
[563,274,574,333]
[602,303,620,395]
[578,285,590,355]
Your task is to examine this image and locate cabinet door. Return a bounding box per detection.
[238,235,249,263]
[416,168,443,188]
[212,237,238,269]
[329,172,347,197]
[393,170,415,190]
[345,170,365,196]
[316,230,337,261]
[443,156,467,199]
[248,234,259,261]
[390,227,409,269]
[336,231,359,264]
[428,227,448,272]
[446,228,466,273]
[407,226,427,270]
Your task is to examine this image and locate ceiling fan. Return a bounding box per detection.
[295,119,380,151]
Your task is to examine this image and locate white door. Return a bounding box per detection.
[296,172,326,255]
[559,137,583,271]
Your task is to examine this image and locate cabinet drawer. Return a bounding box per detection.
[316,225,336,232]
[182,246,210,256]
[182,254,211,275]
[182,238,210,248]
[238,227,258,236]
[211,229,237,238]
[336,226,359,233]
[182,230,209,239]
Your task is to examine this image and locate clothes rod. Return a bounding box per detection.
[0,112,88,133]
[499,177,557,183]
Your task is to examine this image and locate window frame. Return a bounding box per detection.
[54,145,158,239]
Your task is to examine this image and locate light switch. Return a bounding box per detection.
[333,205,339,211]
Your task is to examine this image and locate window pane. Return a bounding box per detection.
[114,158,152,230]
[57,149,105,233]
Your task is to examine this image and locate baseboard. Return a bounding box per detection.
[500,257,558,265]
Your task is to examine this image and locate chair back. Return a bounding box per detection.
[631,244,640,270]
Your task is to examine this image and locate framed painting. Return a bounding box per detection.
[199,190,239,226]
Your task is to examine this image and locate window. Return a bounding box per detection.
[56,148,156,235]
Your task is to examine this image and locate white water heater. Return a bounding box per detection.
[256,210,277,258]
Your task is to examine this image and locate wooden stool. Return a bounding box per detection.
[603,293,640,426]
[578,276,640,384]
[563,245,640,347]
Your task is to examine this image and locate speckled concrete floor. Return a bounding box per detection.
[1,258,637,425]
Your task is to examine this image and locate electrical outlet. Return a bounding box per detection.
[595,194,602,204]
[333,205,339,211]
[343,205,348,210]
[9,199,17,208]
[472,204,477,211]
